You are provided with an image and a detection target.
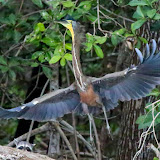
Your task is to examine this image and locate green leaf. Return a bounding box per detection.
[8,14,16,25]
[41,11,51,21]
[115,28,126,35]
[54,45,64,56]
[9,70,16,80]
[153,157,159,160]
[62,1,74,7]
[35,23,45,33]
[128,0,148,6]
[78,1,91,11]
[0,56,7,65]
[41,37,55,47]
[38,54,45,62]
[147,9,156,18]
[65,43,72,51]
[60,57,66,66]
[32,0,43,8]
[93,45,104,58]
[131,19,146,33]
[85,42,93,52]
[136,6,144,18]
[42,66,53,79]
[32,51,44,59]
[31,62,39,67]
[0,65,9,73]
[86,33,94,43]
[94,36,107,44]
[86,15,97,23]
[135,38,141,49]
[148,88,160,97]
[139,37,148,43]
[49,55,61,64]
[153,13,160,20]
[64,53,72,61]
[111,34,118,46]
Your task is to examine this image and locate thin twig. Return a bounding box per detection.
[8,123,50,147]
[90,115,101,160]
[52,122,78,160]
[60,120,97,159]
[19,0,24,13]
[100,5,135,23]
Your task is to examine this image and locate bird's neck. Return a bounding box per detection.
[72,37,86,92]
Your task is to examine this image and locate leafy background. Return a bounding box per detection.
[0,0,160,159]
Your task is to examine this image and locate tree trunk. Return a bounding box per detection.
[117,19,160,160]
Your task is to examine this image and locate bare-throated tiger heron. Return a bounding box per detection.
[0,20,160,125]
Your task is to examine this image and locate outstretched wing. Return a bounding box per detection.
[0,84,80,122]
[92,40,160,105]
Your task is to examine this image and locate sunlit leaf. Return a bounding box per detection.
[94,36,107,44]
[85,42,93,52]
[65,43,72,51]
[64,53,72,61]
[86,33,94,43]
[35,23,45,33]
[139,37,148,43]
[49,55,61,64]
[60,57,66,66]
[62,1,74,7]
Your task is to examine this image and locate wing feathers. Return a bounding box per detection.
[0,86,80,122]
[93,39,160,107]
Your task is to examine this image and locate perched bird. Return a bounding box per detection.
[0,20,160,124]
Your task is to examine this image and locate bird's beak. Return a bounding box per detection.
[56,20,75,40]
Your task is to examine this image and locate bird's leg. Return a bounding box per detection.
[87,113,93,142]
[102,105,113,140]
[82,103,93,143]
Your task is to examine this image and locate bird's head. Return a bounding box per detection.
[56,19,83,41]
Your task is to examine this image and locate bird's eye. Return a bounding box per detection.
[18,146,24,150]
[26,147,31,152]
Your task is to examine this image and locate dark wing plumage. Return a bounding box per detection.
[92,40,160,108]
[0,85,80,122]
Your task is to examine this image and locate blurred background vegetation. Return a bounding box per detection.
[0,0,160,159]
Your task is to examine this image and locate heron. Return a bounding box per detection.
[0,20,160,133]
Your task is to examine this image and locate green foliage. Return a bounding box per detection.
[129,0,160,34]
[84,33,107,58]
[136,89,160,129]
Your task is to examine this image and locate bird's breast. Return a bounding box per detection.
[79,84,100,107]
